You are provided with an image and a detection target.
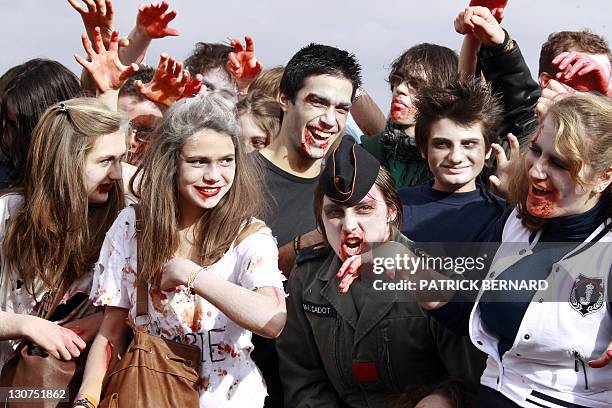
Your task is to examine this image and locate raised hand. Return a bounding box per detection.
[227,36,263,91]
[535,79,574,118]
[456,6,505,47]
[489,133,520,200]
[74,27,139,93]
[553,51,611,93]
[67,0,128,47]
[136,1,180,39]
[180,73,204,99]
[135,54,193,107]
[468,0,508,22]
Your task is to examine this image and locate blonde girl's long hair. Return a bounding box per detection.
[3,97,127,293]
[508,93,612,230]
[131,94,263,283]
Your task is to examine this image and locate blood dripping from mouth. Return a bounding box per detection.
[527,189,555,218]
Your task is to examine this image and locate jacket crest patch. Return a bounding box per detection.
[569,274,604,317]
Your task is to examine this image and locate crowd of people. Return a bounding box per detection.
[0,0,611,407]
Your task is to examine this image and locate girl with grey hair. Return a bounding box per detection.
[74,94,286,408]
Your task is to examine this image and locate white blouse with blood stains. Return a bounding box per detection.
[90,206,286,408]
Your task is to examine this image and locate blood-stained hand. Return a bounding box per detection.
[74,27,139,93]
[227,36,263,91]
[468,0,508,22]
[588,342,612,368]
[180,73,204,99]
[136,0,180,39]
[553,51,611,94]
[135,53,193,107]
[67,0,128,47]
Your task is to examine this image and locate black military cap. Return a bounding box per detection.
[319,137,380,206]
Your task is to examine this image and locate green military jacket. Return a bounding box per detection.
[277,230,485,407]
[361,134,432,189]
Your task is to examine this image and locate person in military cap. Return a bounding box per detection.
[276,137,484,407]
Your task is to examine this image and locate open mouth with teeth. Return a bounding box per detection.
[195,186,223,199]
[304,126,333,148]
[339,235,367,260]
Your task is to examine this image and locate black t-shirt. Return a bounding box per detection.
[253,151,319,246]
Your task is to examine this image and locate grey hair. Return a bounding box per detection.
[160,92,240,143]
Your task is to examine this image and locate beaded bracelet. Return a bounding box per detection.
[186,267,204,295]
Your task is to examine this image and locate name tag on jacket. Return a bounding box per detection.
[302,302,337,317]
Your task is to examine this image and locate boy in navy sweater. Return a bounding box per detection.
[400,78,507,243]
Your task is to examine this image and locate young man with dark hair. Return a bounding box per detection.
[400,78,506,243]
[252,42,361,408]
[361,43,459,188]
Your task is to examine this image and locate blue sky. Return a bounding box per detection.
[1,0,610,111]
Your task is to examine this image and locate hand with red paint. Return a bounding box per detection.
[455,6,505,47]
[553,51,611,94]
[74,27,139,93]
[22,315,87,360]
[337,241,411,293]
[489,133,519,200]
[135,54,193,107]
[535,79,574,118]
[468,0,508,22]
[227,36,263,93]
[588,342,612,368]
[67,0,128,48]
[136,0,180,39]
[180,73,204,100]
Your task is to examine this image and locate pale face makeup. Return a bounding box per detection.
[177,129,236,218]
[322,185,395,261]
[524,117,607,218]
[279,74,353,160]
[199,67,238,102]
[84,130,126,203]
[426,118,490,193]
[390,81,418,127]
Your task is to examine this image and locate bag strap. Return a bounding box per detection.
[132,204,149,324]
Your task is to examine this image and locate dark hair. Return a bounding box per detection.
[279,43,362,102]
[414,78,502,156]
[0,59,81,187]
[119,65,155,98]
[539,30,612,76]
[314,167,402,244]
[388,43,458,92]
[184,42,234,79]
